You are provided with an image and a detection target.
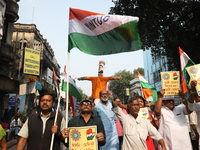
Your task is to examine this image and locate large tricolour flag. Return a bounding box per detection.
[138,72,157,102]
[68,8,142,55]
[179,47,195,94]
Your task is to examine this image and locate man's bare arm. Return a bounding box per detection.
[77,77,88,80]
[154,89,165,117]
[111,76,122,80]
[16,137,27,150]
[188,80,197,103]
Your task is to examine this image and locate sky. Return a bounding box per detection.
[17,0,144,96]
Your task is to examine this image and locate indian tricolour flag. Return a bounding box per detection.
[61,72,82,101]
[138,72,157,102]
[68,8,142,55]
[179,47,195,94]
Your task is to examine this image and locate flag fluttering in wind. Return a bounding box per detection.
[61,67,82,100]
[179,47,195,94]
[68,8,142,55]
[52,67,59,91]
[138,72,157,102]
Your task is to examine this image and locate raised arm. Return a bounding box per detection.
[77,77,88,80]
[112,100,127,110]
[111,76,122,80]
[188,80,197,103]
[154,89,165,117]
[178,89,192,114]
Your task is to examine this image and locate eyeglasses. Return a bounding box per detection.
[81,101,92,105]
[40,99,53,102]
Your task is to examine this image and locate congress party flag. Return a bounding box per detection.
[68,8,142,55]
[138,72,157,102]
[179,47,195,94]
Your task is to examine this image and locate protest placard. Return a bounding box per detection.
[186,64,200,96]
[69,125,98,150]
[161,71,180,99]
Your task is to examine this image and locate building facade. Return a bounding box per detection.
[0,0,20,121]
[11,23,60,115]
[143,49,168,91]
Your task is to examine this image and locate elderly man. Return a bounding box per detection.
[112,97,166,150]
[154,89,193,150]
[62,98,105,149]
[94,89,119,150]
[16,92,66,150]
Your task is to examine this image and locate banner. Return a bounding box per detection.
[161,71,180,99]
[186,64,200,96]
[69,125,98,150]
[23,47,40,75]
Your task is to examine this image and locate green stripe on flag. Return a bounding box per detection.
[68,20,141,55]
[140,81,158,102]
[61,81,82,100]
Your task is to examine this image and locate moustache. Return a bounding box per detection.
[82,106,90,109]
[42,104,48,107]
[133,108,139,111]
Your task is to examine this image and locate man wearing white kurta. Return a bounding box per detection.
[187,80,200,150]
[155,89,192,150]
[112,98,166,150]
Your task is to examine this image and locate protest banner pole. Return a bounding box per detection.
[50,68,61,150]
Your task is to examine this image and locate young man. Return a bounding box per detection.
[62,98,105,149]
[154,89,192,150]
[16,92,65,150]
[112,97,166,150]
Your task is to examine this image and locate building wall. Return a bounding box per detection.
[0,0,20,122]
[12,23,60,113]
[143,49,168,91]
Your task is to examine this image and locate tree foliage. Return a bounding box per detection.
[110,0,200,70]
[133,67,144,76]
[109,69,134,102]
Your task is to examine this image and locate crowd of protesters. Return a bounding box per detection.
[1,80,200,150]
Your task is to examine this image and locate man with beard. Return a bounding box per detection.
[154,89,193,150]
[112,97,166,150]
[94,89,119,150]
[62,98,105,149]
[16,92,66,150]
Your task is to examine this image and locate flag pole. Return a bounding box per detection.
[50,68,61,150]
[64,7,71,143]
[65,52,70,143]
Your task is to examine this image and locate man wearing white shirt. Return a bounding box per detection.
[155,89,193,150]
[112,97,166,150]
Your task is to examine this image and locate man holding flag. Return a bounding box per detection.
[16,92,66,150]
